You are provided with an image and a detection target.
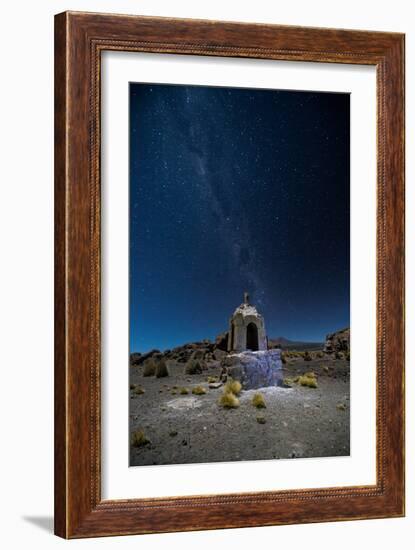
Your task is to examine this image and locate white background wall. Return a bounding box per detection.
[0,1,413,548]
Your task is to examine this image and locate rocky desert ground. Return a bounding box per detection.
[129,335,350,466]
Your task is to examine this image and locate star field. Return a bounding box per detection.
[130,83,350,352]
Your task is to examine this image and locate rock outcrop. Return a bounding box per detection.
[130,349,160,366]
[215,331,228,351]
[324,328,350,354]
[221,350,283,389]
[131,334,229,367]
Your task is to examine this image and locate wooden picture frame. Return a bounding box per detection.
[54,11,405,538]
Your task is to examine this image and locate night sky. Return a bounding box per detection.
[130,83,350,353]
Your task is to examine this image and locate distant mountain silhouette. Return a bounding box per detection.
[268,336,324,351]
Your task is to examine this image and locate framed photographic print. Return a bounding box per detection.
[54,11,405,538]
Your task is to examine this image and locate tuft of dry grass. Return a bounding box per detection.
[131,429,150,448]
[219,392,240,409]
[185,359,203,375]
[252,392,266,408]
[256,415,266,424]
[224,379,242,395]
[282,377,294,388]
[207,376,217,383]
[130,383,137,390]
[142,358,156,377]
[336,403,346,411]
[192,385,207,395]
[155,360,169,378]
[179,387,189,395]
[298,374,318,388]
[303,351,312,361]
[134,386,145,395]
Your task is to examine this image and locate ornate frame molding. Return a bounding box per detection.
[55,11,405,538]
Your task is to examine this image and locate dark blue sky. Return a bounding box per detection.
[130,83,350,353]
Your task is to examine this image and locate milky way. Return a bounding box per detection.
[130,83,350,352]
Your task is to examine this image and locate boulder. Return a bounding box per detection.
[221,350,283,389]
[213,349,227,361]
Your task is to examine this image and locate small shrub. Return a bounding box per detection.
[323,366,330,373]
[192,385,207,395]
[335,351,345,360]
[252,392,266,408]
[304,351,312,361]
[336,403,346,411]
[282,377,294,388]
[219,392,240,408]
[298,375,318,388]
[317,351,324,358]
[131,429,149,448]
[185,359,203,375]
[169,430,178,437]
[130,383,137,390]
[256,415,266,424]
[143,358,156,377]
[207,376,217,383]
[171,390,177,395]
[224,379,242,395]
[134,386,145,395]
[179,387,189,395]
[155,360,169,378]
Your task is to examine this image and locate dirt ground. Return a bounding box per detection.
[129,357,350,467]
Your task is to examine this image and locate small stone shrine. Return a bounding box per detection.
[227,292,267,352]
[221,293,283,389]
